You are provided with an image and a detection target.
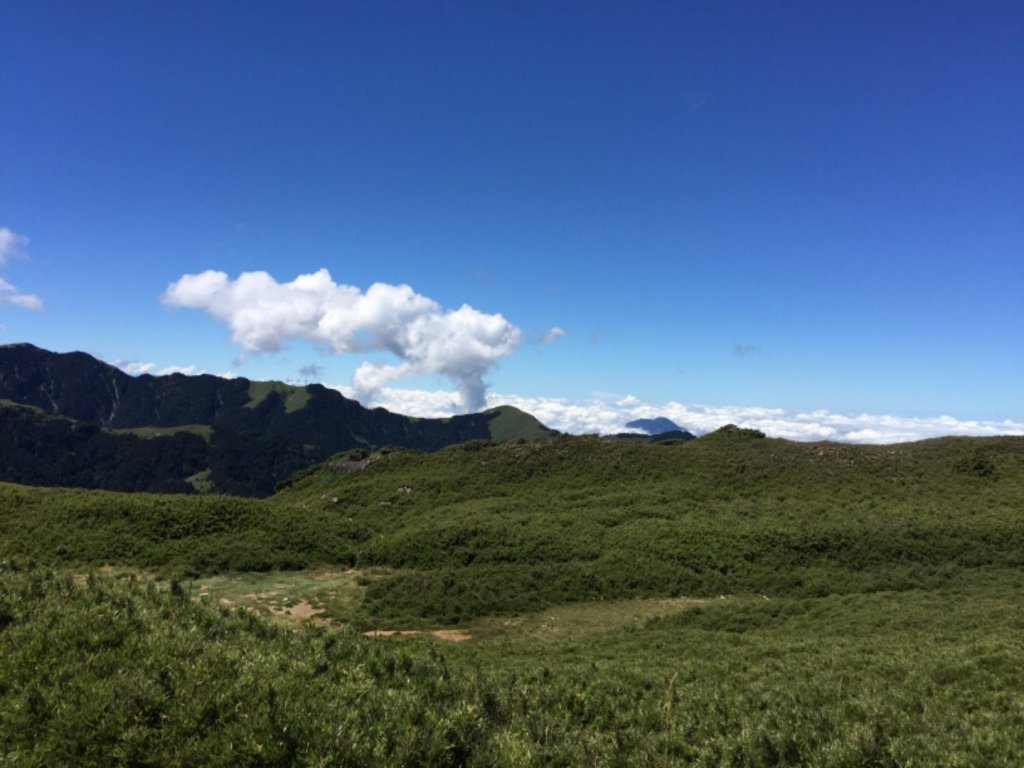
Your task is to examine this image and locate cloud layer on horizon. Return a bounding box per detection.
[162,269,522,411]
[117,360,203,377]
[112,351,1024,445]
[339,385,1024,444]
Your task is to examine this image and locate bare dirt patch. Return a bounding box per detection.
[430,629,472,642]
[241,590,282,600]
[364,628,473,642]
[364,629,419,638]
[269,600,325,619]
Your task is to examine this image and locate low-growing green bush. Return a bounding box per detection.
[3,564,1023,766]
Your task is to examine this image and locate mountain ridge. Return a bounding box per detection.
[625,416,688,435]
[0,343,558,495]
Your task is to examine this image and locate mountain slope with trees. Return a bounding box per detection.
[0,343,557,495]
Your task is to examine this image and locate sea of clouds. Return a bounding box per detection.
[343,386,1024,444]
[113,353,1024,444]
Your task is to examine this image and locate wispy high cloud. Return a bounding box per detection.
[0,228,43,310]
[299,363,324,380]
[732,343,758,357]
[0,278,44,310]
[342,386,1024,444]
[0,228,29,266]
[162,269,523,412]
[540,327,566,345]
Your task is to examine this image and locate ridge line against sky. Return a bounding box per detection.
[316,386,1024,445]
[1,3,1021,438]
[106,351,1024,445]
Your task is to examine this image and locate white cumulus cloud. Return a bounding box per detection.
[335,384,465,418]
[162,269,523,412]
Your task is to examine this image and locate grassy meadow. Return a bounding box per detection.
[2,429,1023,764]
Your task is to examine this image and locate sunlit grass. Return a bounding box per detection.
[245,380,311,412]
[188,567,390,626]
[107,424,213,441]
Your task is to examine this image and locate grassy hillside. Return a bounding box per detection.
[484,405,558,442]
[108,424,214,440]
[245,380,312,413]
[4,431,1022,621]
[2,431,1023,764]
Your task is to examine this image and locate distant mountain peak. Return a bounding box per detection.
[625,417,685,435]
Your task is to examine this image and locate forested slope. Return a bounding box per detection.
[0,343,556,495]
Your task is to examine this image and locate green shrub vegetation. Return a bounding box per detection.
[1,432,1023,764]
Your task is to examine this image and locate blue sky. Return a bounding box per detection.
[2,2,1022,441]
